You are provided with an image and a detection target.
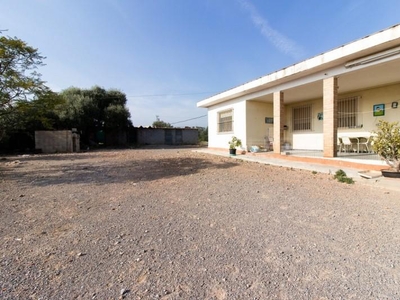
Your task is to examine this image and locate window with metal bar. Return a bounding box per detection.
[293,105,312,131]
[218,109,233,133]
[338,96,358,128]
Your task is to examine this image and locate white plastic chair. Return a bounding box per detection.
[337,137,343,152]
[341,136,355,152]
[358,136,372,153]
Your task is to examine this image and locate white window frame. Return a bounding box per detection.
[217,109,233,133]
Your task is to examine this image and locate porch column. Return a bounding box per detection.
[323,77,338,157]
[273,91,284,154]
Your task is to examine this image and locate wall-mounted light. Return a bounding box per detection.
[345,45,400,68]
[392,101,399,109]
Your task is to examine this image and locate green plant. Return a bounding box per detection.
[334,169,354,184]
[228,136,242,149]
[372,120,400,172]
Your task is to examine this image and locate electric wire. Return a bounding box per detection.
[171,115,207,125]
[127,92,216,98]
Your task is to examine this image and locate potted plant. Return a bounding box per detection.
[228,136,242,156]
[372,120,400,178]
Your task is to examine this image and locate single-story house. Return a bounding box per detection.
[197,24,400,157]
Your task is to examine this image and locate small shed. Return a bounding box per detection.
[135,128,198,145]
[35,130,80,153]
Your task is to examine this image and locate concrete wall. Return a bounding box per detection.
[136,128,198,145]
[35,130,80,153]
[182,129,199,145]
[105,130,128,146]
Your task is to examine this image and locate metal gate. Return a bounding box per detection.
[175,129,183,145]
[165,130,173,145]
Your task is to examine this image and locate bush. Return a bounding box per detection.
[334,169,354,184]
[372,120,400,172]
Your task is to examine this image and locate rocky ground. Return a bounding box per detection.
[1,148,400,299]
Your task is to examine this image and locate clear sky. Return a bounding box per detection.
[1,0,399,127]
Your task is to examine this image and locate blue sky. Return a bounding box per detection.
[1,0,399,127]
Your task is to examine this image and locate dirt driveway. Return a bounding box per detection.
[1,148,400,299]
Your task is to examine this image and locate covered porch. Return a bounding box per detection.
[244,43,400,157]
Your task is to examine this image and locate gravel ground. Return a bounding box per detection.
[1,148,400,299]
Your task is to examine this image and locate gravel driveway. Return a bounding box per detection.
[1,148,400,299]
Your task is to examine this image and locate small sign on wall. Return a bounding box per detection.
[373,104,385,116]
[265,117,274,124]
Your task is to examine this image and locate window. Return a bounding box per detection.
[338,96,358,128]
[293,105,312,131]
[218,109,233,133]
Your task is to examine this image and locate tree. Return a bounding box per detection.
[198,126,208,142]
[372,120,400,172]
[104,104,131,129]
[0,89,64,151]
[0,33,48,141]
[152,115,173,128]
[0,34,47,114]
[57,86,132,146]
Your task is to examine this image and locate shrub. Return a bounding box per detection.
[372,120,400,172]
[334,169,354,184]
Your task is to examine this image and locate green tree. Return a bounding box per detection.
[152,115,173,128]
[0,34,47,113]
[0,89,64,151]
[0,33,48,140]
[57,86,132,146]
[104,104,131,129]
[15,90,63,130]
[372,120,400,172]
[198,126,208,142]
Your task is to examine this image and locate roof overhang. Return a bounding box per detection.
[197,24,400,108]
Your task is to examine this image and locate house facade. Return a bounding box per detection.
[197,25,400,157]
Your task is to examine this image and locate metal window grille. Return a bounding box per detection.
[293,105,312,131]
[338,96,358,128]
[218,109,233,132]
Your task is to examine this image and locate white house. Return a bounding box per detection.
[197,24,400,158]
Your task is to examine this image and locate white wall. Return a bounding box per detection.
[208,98,247,149]
[293,133,324,150]
[246,101,273,149]
[284,98,323,150]
[339,83,400,134]
[285,82,400,150]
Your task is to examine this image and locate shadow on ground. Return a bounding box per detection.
[1,152,239,187]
